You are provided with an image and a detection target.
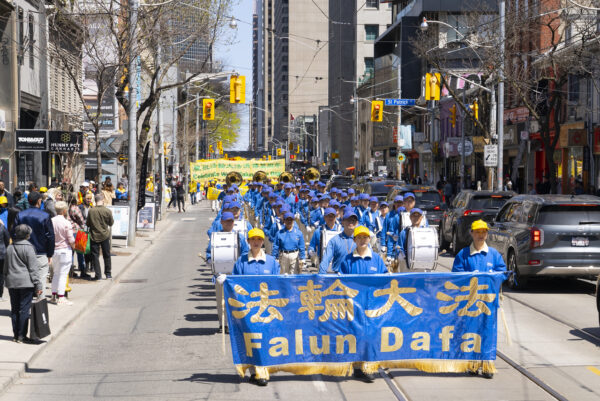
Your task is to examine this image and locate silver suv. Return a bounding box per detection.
[487,195,600,289]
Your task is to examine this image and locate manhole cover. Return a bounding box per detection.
[119,279,148,284]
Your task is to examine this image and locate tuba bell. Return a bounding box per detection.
[304,167,320,183]
[279,172,295,184]
[226,171,243,187]
[252,170,269,184]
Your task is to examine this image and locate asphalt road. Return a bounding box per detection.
[1,203,599,401]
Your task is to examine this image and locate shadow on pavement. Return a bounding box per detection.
[195,306,215,310]
[178,372,242,384]
[189,291,215,298]
[188,284,214,290]
[185,313,217,322]
[173,327,219,336]
[0,309,11,317]
[571,327,600,347]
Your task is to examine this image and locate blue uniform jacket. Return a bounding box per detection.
[284,193,296,213]
[233,253,281,275]
[309,208,325,228]
[308,222,342,256]
[319,232,356,274]
[272,226,305,259]
[205,231,249,261]
[452,244,507,272]
[361,209,380,233]
[340,250,388,274]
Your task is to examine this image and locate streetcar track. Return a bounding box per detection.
[378,368,410,401]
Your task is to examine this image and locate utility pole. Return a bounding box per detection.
[127,0,138,247]
[183,95,189,184]
[497,0,505,190]
[461,88,466,190]
[195,97,200,162]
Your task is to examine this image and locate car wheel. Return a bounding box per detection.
[439,225,449,252]
[506,251,527,290]
[451,229,460,256]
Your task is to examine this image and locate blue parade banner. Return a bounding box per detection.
[224,272,508,379]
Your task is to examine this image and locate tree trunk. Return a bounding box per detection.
[95,127,102,185]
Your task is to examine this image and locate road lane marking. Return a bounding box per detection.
[587,366,600,376]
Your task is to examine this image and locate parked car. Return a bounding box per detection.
[386,185,446,228]
[326,175,354,191]
[486,195,600,289]
[356,180,402,202]
[439,190,515,254]
[319,173,331,184]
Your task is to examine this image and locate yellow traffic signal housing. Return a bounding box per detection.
[471,100,479,122]
[230,75,246,103]
[289,142,294,151]
[425,73,441,101]
[209,144,214,153]
[450,104,457,128]
[371,100,384,122]
[203,98,215,120]
[296,145,300,154]
[268,155,272,160]
[277,148,282,156]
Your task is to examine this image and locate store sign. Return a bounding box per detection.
[568,129,587,147]
[49,131,83,152]
[15,130,48,151]
[503,106,529,123]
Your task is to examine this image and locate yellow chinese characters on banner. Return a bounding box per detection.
[190,159,286,182]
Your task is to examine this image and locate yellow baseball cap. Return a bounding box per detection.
[40,187,48,193]
[471,220,489,231]
[248,228,265,239]
[0,196,7,205]
[353,226,371,238]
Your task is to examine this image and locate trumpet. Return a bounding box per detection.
[226,171,243,187]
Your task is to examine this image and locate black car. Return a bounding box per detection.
[386,185,446,228]
[487,195,600,289]
[356,180,402,202]
[326,175,354,191]
[439,190,515,254]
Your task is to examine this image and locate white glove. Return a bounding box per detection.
[308,250,316,258]
[381,246,387,253]
[295,213,300,219]
[216,274,227,284]
[386,257,393,264]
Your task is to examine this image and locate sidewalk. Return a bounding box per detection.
[0,210,177,394]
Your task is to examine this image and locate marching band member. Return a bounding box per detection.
[391,208,425,265]
[319,210,359,274]
[222,228,280,387]
[341,191,350,206]
[349,196,359,209]
[452,220,507,273]
[355,193,370,220]
[272,212,306,274]
[338,225,386,383]
[308,208,341,265]
[360,196,380,233]
[206,212,249,334]
[283,183,297,213]
[316,181,327,194]
[208,202,233,238]
[377,201,390,255]
[385,196,405,262]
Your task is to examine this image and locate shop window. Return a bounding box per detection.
[366,0,378,9]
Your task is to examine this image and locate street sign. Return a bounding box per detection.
[384,98,416,106]
[484,145,497,167]
[457,140,473,156]
[397,153,406,163]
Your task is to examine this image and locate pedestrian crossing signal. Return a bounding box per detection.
[203,98,215,120]
[230,75,246,103]
[425,73,441,101]
[371,100,383,122]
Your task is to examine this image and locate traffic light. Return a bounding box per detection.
[471,100,479,122]
[289,142,294,151]
[371,100,383,122]
[268,155,272,160]
[202,98,215,120]
[229,75,246,103]
[296,145,300,154]
[450,104,457,128]
[277,148,282,156]
[217,141,223,154]
[290,154,295,160]
[425,72,441,101]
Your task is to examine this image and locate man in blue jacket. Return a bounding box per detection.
[319,210,359,273]
[272,212,305,274]
[12,191,54,297]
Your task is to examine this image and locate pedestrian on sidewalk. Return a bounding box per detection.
[86,194,114,280]
[50,201,75,305]
[0,218,11,302]
[68,196,89,278]
[12,192,55,299]
[176,181,186,212]
[4,224,42,343]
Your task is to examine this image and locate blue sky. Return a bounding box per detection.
[215,0,253,151]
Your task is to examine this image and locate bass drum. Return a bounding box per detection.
[406,227,439,271]
[211,232,239,274]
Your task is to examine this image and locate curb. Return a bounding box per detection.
[0,214,176,395]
